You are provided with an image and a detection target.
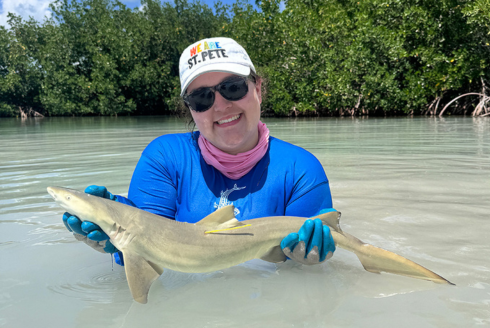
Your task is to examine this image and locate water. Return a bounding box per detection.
[0,116,489,327]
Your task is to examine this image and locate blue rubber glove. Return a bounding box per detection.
[63,185,123,264]
[280,209,337,265]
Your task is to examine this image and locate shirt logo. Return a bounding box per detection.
[214,184,245,217]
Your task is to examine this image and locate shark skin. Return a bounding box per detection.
[47,186,454,304]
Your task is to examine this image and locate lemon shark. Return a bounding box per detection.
[47,186,453,304]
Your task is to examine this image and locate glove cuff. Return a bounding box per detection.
[114,252,124,266]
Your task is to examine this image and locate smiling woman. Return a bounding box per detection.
[63,37,337,269]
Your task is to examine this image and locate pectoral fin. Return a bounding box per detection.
[123,251,163,304]
[260,245,287,263]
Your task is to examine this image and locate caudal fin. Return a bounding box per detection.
[340,231,454,285]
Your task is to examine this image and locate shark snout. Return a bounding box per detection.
[47,187,55,198]
[47,187,60,201]
[46,186,75,213]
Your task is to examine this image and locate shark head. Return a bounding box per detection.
[47,187,123,231]
[47,186,96,217]
[47,186,131,237]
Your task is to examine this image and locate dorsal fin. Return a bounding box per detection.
[205,223,251,234]
[216,218,246,230]
[194,205,236,227]
[316,211,342,233]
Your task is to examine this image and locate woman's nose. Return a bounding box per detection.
[212,91,232,112]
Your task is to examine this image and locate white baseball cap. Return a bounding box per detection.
[179,37,256,96]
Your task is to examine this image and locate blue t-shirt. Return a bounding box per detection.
[126,132,332,223]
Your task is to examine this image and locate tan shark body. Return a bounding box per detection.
[47,186,453,304]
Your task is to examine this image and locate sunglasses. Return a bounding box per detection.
[183,76,254,112]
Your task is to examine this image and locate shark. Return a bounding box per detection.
[47,186,453,304]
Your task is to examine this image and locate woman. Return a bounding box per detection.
[64,37,336,266]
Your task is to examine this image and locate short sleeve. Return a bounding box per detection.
[128,137,179,219]
[283,145,333,217]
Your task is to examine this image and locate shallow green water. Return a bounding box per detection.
[0,116,489,327]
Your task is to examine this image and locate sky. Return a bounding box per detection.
[0,0,257,27]
[0,0,53,27]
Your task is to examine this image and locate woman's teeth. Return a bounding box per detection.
[217,114,241,125]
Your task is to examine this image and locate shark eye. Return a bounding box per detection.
[66,195,71,200]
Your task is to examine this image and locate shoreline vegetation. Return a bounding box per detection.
[1,0,489,118]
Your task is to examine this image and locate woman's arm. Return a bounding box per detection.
[279,144,336,264]
[127,138,180,219]
[283,143,333,217]
[285,182,333,217]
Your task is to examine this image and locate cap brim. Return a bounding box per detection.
[180,63,251,96]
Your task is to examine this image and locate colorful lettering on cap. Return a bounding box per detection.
[189,41,223,56]
[187,40,228,69]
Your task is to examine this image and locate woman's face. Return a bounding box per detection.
[187,72,262,155]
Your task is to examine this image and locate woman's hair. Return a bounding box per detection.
[177,70,265,132]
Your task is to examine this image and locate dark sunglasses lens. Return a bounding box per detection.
[189,89,215,112]
[186,77,250,112]
[220,79,249,101]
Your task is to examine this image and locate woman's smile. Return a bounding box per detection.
[216,114,241,126]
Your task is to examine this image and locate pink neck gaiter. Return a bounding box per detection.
[198,121,270,180]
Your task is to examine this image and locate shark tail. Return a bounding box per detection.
[318,211,453,285]
[340,231,454,285]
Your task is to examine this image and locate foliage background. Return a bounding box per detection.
[0,0,489,117]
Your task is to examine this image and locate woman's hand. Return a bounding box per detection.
[62,185,121,260]
[280,209,337,265]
